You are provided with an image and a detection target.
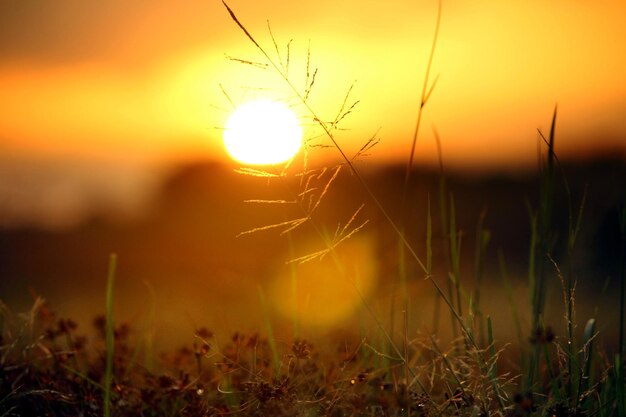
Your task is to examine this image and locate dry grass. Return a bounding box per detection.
[1,2,625,416]
[0,298,507,416]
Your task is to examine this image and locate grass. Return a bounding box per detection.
[104,253,117,417]
[1,2,626,416]
[0,299,515,416]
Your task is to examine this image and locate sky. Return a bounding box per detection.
[1,0,625,227]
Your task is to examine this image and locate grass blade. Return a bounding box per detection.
[257,286,281,377]
[487,316,497,380]
[104,253,117,417]
[616,205,626,417]
[578,318,596,409]
[402,0,442,208]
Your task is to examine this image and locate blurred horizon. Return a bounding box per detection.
[1,151,625,230]
[1,159,624,349]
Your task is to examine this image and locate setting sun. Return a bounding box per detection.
[223,99,303,165]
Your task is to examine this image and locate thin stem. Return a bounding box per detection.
[402,0,443,212]
[222,0,470,338]
[221,6,505,410]
[104,254,117,417]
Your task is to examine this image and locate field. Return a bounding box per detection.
[1,2,626,416]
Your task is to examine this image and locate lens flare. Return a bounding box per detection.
[270,235,377,327]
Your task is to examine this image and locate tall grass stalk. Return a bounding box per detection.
[434,130,457,340]
[240,164,410,382]
[395,0,440,367]
[615,205,626,417]
[619,205,626,357]
[287,232,300,339]
[578,318,596,410]
[528,106,558,388]
[221,0,432,275]
[485,316,506,411]
[448,193,463,331]
[486,316,497,381]
[257,286,281,376]
[398,0,441,318]
[535,109,587,403]
[221,3,506,410]
[403,309,411,417]
[473,210,489,346]
[532,106,557,329]
[541,112,588,404]
[426,197,439,333]
[401,0,442,205]
[104,253,117,417]
[221,0,481,348]
[564,186,587,402]
[617,353,626,417]
[497,251,524,349]
[322,228,423,387]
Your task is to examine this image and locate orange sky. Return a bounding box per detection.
[1,0,625,226]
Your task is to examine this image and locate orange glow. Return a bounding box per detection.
[0,1,624,170]
[270,236,377,327]
[0,64,214,163]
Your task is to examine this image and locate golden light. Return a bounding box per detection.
[270,236,378,327]
[223,99,303,165]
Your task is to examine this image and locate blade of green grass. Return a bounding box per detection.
[257,285,281,377]
[497,251,524,363]
[577,318,596,410]
[616,353,626,417]
[287,232,300,339]
[487,316,497,380]
[448,193,463,335]
[616,201,626,417]
[104,253,117,417]
[473,209,489,346]
[486,316,506,409]
[533,106,557,331]
[402,0,442,207]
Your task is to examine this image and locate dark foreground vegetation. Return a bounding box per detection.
[0,290,625,417]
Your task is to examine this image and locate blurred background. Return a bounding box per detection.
[0,0,625,349]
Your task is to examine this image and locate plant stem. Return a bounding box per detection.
[402,0,442,210]
[617,201,626,417]
[104,254,117,417]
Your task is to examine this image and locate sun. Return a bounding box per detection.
[223,99,303,165]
